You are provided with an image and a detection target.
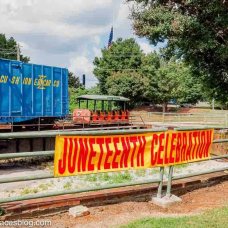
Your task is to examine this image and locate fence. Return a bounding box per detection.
[131,112,228,128]
[2,112,227,131]
[0,128,227,206]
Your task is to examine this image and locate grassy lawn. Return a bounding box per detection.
[122,206,228,228]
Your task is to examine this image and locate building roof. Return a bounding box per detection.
[77,95,130,102]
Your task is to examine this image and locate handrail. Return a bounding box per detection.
[0,128,167,139]
[1,154,227,184]
[172,166,228,180]
[0,151,54,160]
[212,139,228,143]
[0,128,227,206]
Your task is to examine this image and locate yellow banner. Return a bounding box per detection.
[54,129,214,177]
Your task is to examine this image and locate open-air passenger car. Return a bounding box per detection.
[72,95,130,125]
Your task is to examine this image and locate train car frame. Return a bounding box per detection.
[73,95,130,125]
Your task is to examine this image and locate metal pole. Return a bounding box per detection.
[172,166,228,181]
[166,166,174,198]
[0,150,54,160]
[157,167,164,198]
[0,128,166,139]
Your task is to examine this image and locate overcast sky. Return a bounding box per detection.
[0,0,161,87]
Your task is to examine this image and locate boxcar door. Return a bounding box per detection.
[0,59,10,118]
[10,62,22,117]
[22,64,33,117]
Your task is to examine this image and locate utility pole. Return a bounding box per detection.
[16,44,20,61]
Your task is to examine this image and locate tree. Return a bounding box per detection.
[68,72,81,88]
[145,59,203,112]
[128,0,228,105]
[69,86,100,112]
[140,52,161,104]
[93,38,144,94]
[0,34,29,62]
[177,72,204,105]
[106,71,149,105]
[149,60,182,112]
[94,38,203,109]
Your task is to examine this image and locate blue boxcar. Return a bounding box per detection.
[0,58,68,123]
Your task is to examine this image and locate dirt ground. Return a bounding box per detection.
[15,181,227,228]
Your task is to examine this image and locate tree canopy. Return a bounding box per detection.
[146,59,203,111]
[69,86,101,112]
[68,71,81,88]
[93,38,143,93]
[127,0,228,104]
[106,71,150,105]
[93,38,203,109]
[0,34,29,62]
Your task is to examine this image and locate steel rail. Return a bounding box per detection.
[1,151,227,163]
[0,173,54,184]
[172,166,228,180]
[0,166,227,204]
[0,128,167,139]
[212,139,228,143]
[1,155,227,184]
[0,151,54,160]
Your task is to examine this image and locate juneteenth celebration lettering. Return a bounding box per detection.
[54,129,214,177]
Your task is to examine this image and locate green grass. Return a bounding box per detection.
[99,173,110,182]
[84,174,97,182]
[63,181,72,190]
[20,187,39,195]
[135,169,146,177]
[174,163,189,169]
[83,171,133,184]
[20,182,53,195]
[38,183,52,191]
[108,171,132,184]
[122,206,228,228]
